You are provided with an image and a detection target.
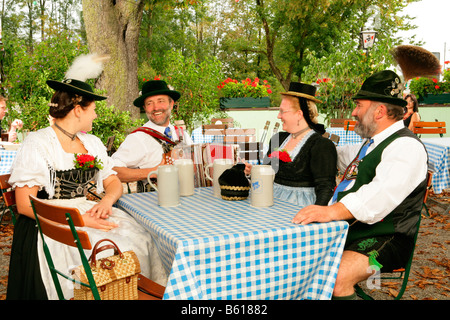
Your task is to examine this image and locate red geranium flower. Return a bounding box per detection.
[74,154,103,171]
[268,149,292,162]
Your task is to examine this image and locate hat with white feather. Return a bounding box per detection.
[47,53,109,101]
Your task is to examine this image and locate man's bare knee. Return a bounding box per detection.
[333,250,374,296]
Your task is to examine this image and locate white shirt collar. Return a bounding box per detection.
[370,120,405,147]
[144,120,173,134]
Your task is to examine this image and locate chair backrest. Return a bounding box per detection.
[1,190,17,225]
[330,118,353,128]
[412,121,446,136]
[0,173,11,191]
[343,120,356,131]
[105,135,115,156]
[211,118,234,126]
[423,170,433,205]
[223,128,257,143]
[236,142,264,164]
[202,124,228,135]
[0,174,15,224]
[29,195,100,300]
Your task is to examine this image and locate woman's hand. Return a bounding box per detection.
[82,213,118,231]
[86,197,114,219]
[244,162,252,175]
[87,175,122,219]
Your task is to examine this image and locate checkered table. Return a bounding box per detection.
[0,150,18,174]
[421,138,450,194]
[116,187,348,300]
[191,127,224,144]
[326,127,363,146]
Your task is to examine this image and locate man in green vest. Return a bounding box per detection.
[292,70,428,299]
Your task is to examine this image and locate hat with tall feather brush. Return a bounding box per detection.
[46,53,109,101]
[353,45,441,107]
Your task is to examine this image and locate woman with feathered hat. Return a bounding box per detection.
[6,54,166,300]
[245,82,338,206]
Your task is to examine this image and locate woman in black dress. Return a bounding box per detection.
[245,82,337,206]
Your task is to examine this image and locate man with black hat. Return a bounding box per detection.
[292,70,428,299]
[112,80,192,191]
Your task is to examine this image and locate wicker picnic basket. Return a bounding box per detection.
[72,239,141,300]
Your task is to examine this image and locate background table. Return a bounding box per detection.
[116,187,348,300]
[191,127,224,144]
[0,150,18,174]
[421,137,450,194]
[326,127,362,146]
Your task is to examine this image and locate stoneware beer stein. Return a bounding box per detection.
[204,158,233,197]
[174,158,195,196]
[147,165,180,207]
[250,165,275,207]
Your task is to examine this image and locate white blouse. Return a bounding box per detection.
[9,126,117,198]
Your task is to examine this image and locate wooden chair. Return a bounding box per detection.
[29,195,165,300]
[412,121,446,137]
[330,118,353,128]
[211,118,234,127]
[174,120,186,130]
[173,120,186,142]
[105,135,115,156]
[202,124,228,136]
[354,170,433,300]
[0,174,16,225]
[236,142,264,164]
[1,190,17,226]
[343,120,356,131]
[223,128,257,143]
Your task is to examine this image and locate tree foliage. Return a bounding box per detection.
[0,0,422,136]
[303,34,398,122]
[161,50,225,131]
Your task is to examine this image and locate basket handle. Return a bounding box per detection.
[89,239,124,267]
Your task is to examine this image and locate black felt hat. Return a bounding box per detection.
[352,70,407,107]
[47,79,107,101]
[281,82,321,104]
[218,163,250,201]
[133,80,181,108]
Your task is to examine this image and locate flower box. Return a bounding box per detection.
[220,97,270,109]
[418,93,450,105]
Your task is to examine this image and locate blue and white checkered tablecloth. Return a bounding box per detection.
[421,138,450,194]
[326,127,363,146]
[0,150,18,174]
[116,188,348,300]
[191,127,224,144]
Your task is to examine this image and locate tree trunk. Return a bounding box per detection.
[82,0,144,118]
